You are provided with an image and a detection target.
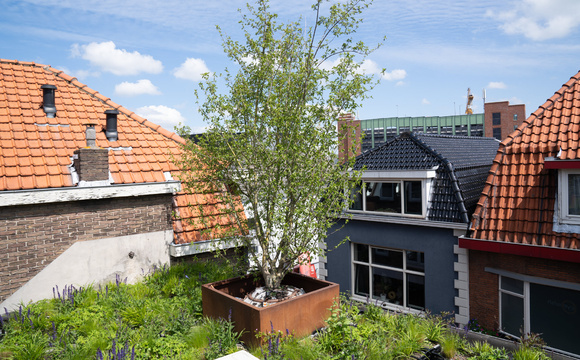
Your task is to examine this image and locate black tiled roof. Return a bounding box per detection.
[353,132,500,223]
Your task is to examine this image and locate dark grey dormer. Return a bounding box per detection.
[350,133,499,223]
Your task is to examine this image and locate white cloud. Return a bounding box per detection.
[135,105,186,130]
[359,59,382,75]
[422,98,430,105]
[396,81,405,86]
[174,58,211,81]
[114,79,161,96]
[73,69,101,79]
[383,69,407,81]
[487,81,507,89]
[493,0,580,41]
[71,41,163,76]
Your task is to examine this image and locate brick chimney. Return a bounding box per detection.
[338,113,362,163]
[74,123,109,184]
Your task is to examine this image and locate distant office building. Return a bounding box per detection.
[354,101,525,153]
[483,101,526,140]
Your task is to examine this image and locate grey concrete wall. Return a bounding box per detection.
[1,230,172,311]
[326,219,458,315]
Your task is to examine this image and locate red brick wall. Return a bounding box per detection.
[0,194,173,302]
[338,114,362,163]
[484,101,526,140]
[469,250,580,330]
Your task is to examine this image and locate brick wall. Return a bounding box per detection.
[337,114,362,163]
[0,194,173,302]
[469,250,580,330]
[484,101,526,140]
[73,148,109,182]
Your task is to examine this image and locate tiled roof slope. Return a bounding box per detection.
[470,70,580,250]
[353,133,499,223]
[0,59,239,244]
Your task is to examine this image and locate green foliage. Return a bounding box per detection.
[176,0,381,290]
[512,345,550,360]
[512,334,550,360]
[203,316,243,360]
[0,261,555,359]
[439,332,466,359]
[0,260,237,360]
[467,341,509,360]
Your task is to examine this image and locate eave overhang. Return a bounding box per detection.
[458,236,580,263]
[0,181,181,207]
[544,157,580,169]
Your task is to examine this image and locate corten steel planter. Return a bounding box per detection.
[202,272,339,346]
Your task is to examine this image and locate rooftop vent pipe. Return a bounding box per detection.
[105,109,119,141]
[41,84,57,118]
[85,122,97,148]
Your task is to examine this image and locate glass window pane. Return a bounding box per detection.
[372,267,403,305]
[501,292,524,337]
[372,248,403,268]
[568,174,580,215]
[500,277,523,295]
[366,182,401,213]
[404,181,422,215]
[349,182,363,210]
[354,244,369,263]
[530,283,580,355]
[407,274,425,310]
[354,264,369,297]
[406,251,425,272]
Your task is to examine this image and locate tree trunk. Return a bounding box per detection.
[263,269,284,290]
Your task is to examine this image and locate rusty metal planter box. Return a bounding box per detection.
[202,272,339,346]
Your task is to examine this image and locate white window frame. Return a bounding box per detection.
[498,276,530,337]
[493,269,580,357]
[348,170,435,219]
[557,169,580,225]
[351,243,425,313]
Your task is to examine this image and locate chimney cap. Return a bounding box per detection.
[41,84,57,90]
[105,109,119,115]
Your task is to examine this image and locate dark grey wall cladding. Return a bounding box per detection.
[325,219,458,315]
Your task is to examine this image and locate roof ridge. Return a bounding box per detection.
[415,133,499,141]
[35,61,186,146]
[501,69,580,149]
[409,132,444,162]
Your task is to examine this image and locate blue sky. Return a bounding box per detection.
[1,0,579,132]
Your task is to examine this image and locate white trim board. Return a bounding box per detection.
[0,181,181,207]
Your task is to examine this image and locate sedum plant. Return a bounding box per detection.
[176,0,381,290]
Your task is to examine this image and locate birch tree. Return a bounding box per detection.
[177,0,381,289]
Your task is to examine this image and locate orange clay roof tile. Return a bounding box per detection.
[471,69,580,251]
[0,58,244,244]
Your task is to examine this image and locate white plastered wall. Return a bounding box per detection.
[1,230,172,311]
[454,243,470,326]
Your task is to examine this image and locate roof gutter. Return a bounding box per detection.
[458,236,580,263]
[1,181,181,207]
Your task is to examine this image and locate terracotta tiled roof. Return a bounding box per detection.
[0,59,241,244]
[470,70,580,250]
